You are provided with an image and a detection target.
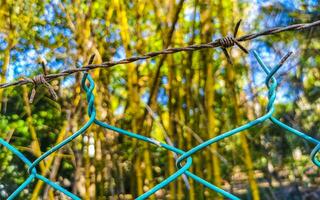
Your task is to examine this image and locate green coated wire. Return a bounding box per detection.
[82,72,240,200]
[252,51,320,166]
[0,138,81,200]
[0,50,319,200]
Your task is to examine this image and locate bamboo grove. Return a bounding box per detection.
[0,0,320,199]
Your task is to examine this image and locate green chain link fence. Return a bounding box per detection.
[1,50,319,200]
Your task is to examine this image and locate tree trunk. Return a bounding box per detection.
[200,1,222,199]
[215,0,261,198]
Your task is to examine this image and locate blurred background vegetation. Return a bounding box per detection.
[0,0,319,199]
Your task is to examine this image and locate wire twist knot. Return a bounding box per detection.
[218,35,236,48]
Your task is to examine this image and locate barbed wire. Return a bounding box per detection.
[0,19,319,91]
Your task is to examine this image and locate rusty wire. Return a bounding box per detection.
[0,19,319,91]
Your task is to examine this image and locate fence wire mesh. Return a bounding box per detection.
[1,50,320,200]
[1,20,320,200]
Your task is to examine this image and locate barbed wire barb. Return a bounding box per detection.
[218,19,249,64]
[24,59,58,103]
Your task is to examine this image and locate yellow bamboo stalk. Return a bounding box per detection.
[200,2,222,199]
[219,0,261,197]
[0,46,10,112]
[167,55,177,200]
[113,0,154,197]
[31,121,68,200]
[22,85,47,172]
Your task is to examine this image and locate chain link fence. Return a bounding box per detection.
[1,20,320,200]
